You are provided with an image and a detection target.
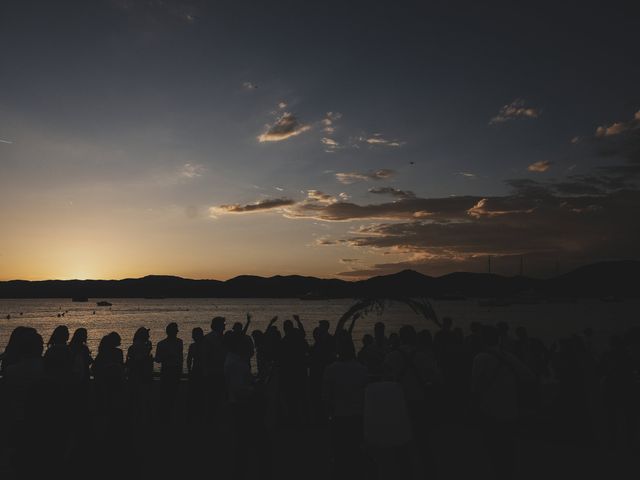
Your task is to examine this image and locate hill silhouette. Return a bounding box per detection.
[0,260,636,299]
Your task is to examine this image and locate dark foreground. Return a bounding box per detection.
[1,315,639,480]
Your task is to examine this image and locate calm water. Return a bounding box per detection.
[1,298,639,368]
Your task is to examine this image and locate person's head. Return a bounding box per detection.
[211,316,226,334]
[133,327,150,344]
[47,325,69,348]
[515,326,528,340]
[388,332,399,349]
[481,325,499,348]
[99,331,121,353]
[336,333,356,361]
[69,328,88,349]
[442,317,453,331]
[232,322,243,334]
[362,334,373,347]
[24,329,44,358]
[166,322,179,338]
[192,327,204,342]
[313,327,321,343]
[399,325,417,346]
[283,319,294,333]
[374,322,385,337]
[318,320,330,332]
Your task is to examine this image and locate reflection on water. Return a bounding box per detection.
[1,298,639,369]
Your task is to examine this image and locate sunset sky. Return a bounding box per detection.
[1,1,639,280]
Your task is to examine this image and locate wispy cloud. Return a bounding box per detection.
[243,81,258,90]
[180,163,205,178]
[258,112,311,142]
[458,172,476,178]
[490,99,540,124]
[358,133,404,147]
[527,160,552,172]
[335,169,395,184]
[0,138,13,144]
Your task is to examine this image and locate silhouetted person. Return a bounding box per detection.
[126,327,154,423]
[225,332,272,480]
[279,317,309,426]
[155,322,183,421]
[69,327,93,383]
[231,314,255,364]
[92,332,125,414]
[601,335,636,448]
[43,324,72,383]
[310,319,336,423]
[203,316,227,417]
[187,326,205,421]
[1,326,33,375]
[471,325,533,480]
[2,328,48,479]
[323,332,368,480]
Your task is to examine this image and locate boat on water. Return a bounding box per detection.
[96,301,113,307]
[72,297,88,302]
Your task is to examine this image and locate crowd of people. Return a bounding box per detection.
[0,314,639,480]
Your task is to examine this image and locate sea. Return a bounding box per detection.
[1,298,639,369]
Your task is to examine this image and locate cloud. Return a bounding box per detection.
[210,197,295,216]
[278,102,287,109]
[258,112,311,142]
[458,172,476,178]
[314,236,338,246]
[592,109,640,162]
[339,258,361,263]
[490,99,540,124]
[180,163,205,178]
[243,81,258,90]
[358,133,404,147]
[527,160,552,172]
[335,169,395,184]
[305,190,337,205]
[0,138,13,144]
[368,187,416,199]
[321,112,342,134]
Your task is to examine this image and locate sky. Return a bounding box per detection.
[0,0,639,280]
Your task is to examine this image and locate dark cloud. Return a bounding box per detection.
[211,197,295,215]
[368,187,416,199]
[258,112,311,142]
[341,188,640,276]
[592,110,640,163]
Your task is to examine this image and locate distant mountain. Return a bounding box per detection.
[0,261,637,299]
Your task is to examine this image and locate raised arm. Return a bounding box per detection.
[293,314,305,337]
[268,315,278,328]
[243,313,252,335]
